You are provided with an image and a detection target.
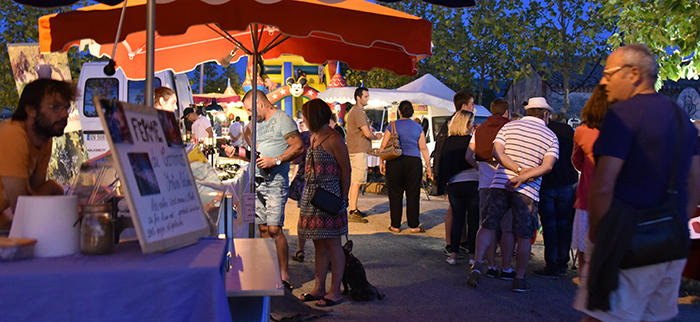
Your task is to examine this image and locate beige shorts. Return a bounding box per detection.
[349,152,368,184]
[573,236,686,322]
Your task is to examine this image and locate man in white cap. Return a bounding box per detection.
[467,97,559,293]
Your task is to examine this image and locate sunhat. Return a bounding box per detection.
[525,97,554,113]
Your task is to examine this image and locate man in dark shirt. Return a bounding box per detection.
[534,119,578,279]
[573,44,700,321]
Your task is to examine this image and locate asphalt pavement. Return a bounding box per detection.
[280,191,700,322]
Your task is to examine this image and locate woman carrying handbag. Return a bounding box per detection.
[379,100,433,233]
[296,99,351,307]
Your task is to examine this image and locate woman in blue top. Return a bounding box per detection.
[379,100,433,233]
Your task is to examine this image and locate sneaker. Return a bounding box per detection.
[351,209,368,217]
[466,262,482,288]
[443,246,465,259]
[348,212,368,223]
[459,243,470,253]
[512,277,532,293]
[500,269,516,281]
[533,268,560,280]
[486,268,500,279]
[446,257,456,265]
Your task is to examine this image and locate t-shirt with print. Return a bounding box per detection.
[0,120,52,213]
[593,93,699,208]
[256,109,298,183]
[346,105,371,154]
[192,115,212,140]
[387,119,423,158]
[490,116,559,201]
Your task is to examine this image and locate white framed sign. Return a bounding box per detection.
[96,99,209,253]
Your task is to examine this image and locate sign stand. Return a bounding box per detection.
[96,99,209,253]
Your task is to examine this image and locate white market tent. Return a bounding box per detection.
[318,73,492,118]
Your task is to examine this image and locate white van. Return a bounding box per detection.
[77,62,194,159]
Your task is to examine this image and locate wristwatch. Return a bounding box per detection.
[275,157,282,166]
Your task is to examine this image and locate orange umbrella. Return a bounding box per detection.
[39,0,432,78]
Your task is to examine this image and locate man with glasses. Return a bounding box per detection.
[573,44,700,321]
[0,79,76,230]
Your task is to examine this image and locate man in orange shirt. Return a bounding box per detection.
[0,79,76,229]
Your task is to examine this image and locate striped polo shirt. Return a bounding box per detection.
[489,116,559,201]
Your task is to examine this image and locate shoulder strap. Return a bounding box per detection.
[667,103,685,193]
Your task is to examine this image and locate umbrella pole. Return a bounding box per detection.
[380,107,386,132]
[145,0,155,107]
[248,24,260,239]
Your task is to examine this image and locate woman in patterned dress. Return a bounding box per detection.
[297,99,350,307]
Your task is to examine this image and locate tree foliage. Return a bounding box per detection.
[463,0,530,105]
[600,0,700,84]
[189,62,243,94]
[523,0,612,113]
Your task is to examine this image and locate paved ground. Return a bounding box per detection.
[280,191,700,321]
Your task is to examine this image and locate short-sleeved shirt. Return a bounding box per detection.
[346,105,371,154]
[593,93,699,208]
[490,116,559,201]
[256,109,298,182]
[0,120,53,213]
[192,115,212,140]
[229,122,243,146]
[387,119,423,158]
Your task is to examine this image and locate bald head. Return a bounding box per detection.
[617,44,658,81]
[243,89,275,121]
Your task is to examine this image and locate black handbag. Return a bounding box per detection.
[288,175,304,201]
[308,134,344,215]
[618,104,691,269]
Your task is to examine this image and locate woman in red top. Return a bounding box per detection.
[571,85,610,269]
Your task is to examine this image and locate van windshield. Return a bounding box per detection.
[84,78,119,117]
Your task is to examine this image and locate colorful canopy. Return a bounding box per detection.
[38,0,432,78]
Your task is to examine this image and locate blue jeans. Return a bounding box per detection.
[538,184,576,273]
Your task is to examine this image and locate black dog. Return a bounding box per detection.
[341,240,385,301]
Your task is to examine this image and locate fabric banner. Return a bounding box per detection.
[7,43,88,186]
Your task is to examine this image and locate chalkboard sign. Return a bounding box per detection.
[96,99,209,253]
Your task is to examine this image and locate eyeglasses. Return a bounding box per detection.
[603,65,633,81]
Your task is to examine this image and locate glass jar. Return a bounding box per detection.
[80,203,114,255]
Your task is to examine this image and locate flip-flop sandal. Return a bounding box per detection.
[387,226,401,233]
[315,297,343,307]
[409,227,426,233]
[292,250,305,262]
[282,280,293,292]
[299,293,323,302]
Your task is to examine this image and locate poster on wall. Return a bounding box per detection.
[7,43,88,186]
[96,99,209,253]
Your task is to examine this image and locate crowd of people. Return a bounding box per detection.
[1,43,699,319]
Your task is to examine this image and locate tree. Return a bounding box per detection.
[344,67,411,89]
[0,1,97,113]
[463,0,530,105]
[523,0,612,114]
[189,63,243,94]
[600,0,700,85]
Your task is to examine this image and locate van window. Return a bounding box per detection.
[84,78,119,117]
[128,78,162,105]
[432,116,450,140]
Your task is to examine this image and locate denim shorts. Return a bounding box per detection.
[480,188,539,238]
[255,178,289,227]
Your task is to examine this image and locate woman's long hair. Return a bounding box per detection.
[581,85,611,130]
[448,110,474,136]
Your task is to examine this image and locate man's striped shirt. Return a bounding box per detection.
[489,116,559,201]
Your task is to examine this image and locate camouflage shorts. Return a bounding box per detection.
[480,188,539,239]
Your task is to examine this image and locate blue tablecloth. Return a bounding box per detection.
[0,238,232,322]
